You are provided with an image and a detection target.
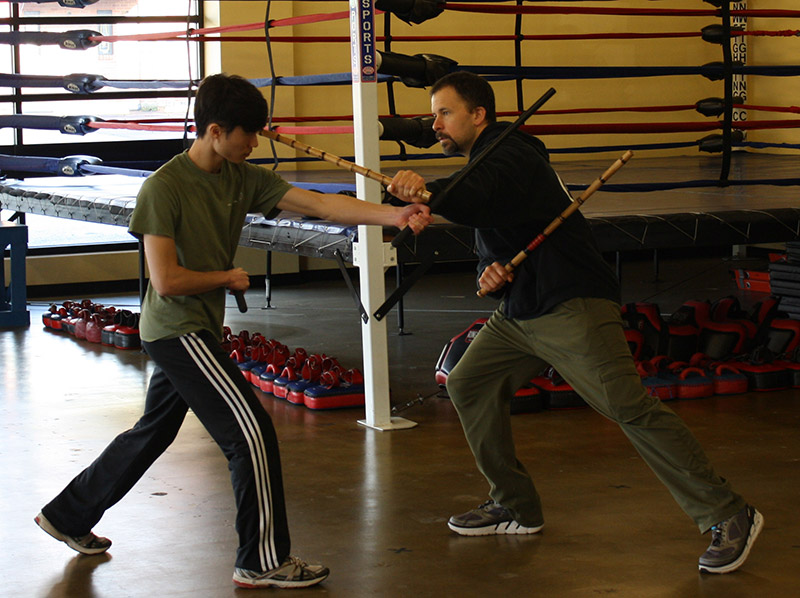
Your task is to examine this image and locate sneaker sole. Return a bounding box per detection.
[699,509,764,574]
[232,573,329,589]
[448,520,544,536]
[34,512,111,556]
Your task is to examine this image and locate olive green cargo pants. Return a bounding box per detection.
[446,297,746,533]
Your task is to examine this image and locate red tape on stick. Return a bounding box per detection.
[525,233,547,253]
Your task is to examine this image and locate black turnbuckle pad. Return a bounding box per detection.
[63,73,107,94]
[59,29,102,50]
[59,115,100,135]
[375,0,444,25]
[58,155,102,177]
[379,116,437,148]
[58,0,101,7]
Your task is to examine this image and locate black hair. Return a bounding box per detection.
[430,72,496,123]
[194,73,268,137]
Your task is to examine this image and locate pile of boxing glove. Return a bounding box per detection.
[42,299,141,350]
[624,296,800,399]
[224,327,365,410]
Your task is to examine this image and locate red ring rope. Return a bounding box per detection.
[89,121,193,132]
[100,28,800,45]
[86,119,800,137]
[90,9,361,44]
[268,10,356,28]
[521,120,800,136]
[178,32,702,44]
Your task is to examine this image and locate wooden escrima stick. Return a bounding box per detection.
[477,150,634,298]
[259,128,432,203]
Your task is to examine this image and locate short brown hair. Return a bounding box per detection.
[430,72,496,123]
[194,73,268,137]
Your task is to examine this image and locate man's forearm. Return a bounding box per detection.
[150,266,238,297]
[325,195,403,226]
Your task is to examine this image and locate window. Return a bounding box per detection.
[1,0,202,250]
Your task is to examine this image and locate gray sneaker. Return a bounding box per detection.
[34,511,112,555]
[233,556,329,589]
[448,500,544,536]
[699,505,763,574]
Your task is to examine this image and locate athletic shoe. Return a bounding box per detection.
[448,500,544,536]
[232,556,329,589]
[699,504,763,574]
[34,511,112,555]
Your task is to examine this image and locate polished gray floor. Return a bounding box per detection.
[2,252,798,597]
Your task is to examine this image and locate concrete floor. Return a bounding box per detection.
[2,252,798,597]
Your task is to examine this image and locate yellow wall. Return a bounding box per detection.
[211,0,799,165]
[748,0,800,152]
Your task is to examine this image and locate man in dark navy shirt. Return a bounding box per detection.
[388,71,762,575]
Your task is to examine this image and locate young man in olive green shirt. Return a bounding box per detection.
[35,73,431,590]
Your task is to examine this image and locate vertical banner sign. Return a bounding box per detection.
[351,0,377,84]
[731,1,747,135]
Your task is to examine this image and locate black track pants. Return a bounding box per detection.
[42,330,290,572]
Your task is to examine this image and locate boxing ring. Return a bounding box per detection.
[2,0,800,429]
[3,150,799,268]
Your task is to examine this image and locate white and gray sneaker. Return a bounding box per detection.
[233,556,329,589]
[34,511,112,555]
[699,504,763,574]
[448,500,544,536]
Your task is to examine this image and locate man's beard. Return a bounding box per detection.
[438,134,460,156]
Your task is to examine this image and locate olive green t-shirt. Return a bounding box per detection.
[129,151,291,342]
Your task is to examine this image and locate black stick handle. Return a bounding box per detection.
[229,262,248,313]
[233,290,248,313]
[391,87,557,249]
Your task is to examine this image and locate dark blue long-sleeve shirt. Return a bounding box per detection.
[427,122,620,320]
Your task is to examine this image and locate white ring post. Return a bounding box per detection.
[349,0,416,430]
